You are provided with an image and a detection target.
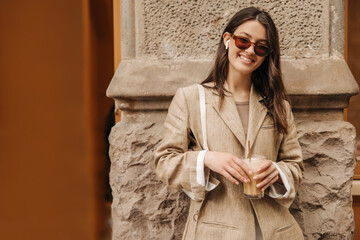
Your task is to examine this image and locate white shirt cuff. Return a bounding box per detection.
[196,150,216,191]
[269,162,291,198]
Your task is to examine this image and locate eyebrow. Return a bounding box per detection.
[239,32,267,42]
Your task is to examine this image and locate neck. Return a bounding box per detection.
[226,70,251,102]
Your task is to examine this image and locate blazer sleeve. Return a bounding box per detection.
[273,101,304,208]
[154,87,213,201]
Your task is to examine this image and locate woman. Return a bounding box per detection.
[154,7,304,240]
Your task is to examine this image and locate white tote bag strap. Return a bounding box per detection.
[194,84,218,191]
[197,84,208,151]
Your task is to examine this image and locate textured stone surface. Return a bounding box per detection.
[291,120,356,240]
[109,118,356,240]
[139,0,329,59]
[109,121,189,240]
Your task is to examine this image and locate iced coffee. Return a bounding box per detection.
[243,155,266,199]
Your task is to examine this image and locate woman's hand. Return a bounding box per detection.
[204,151,252,185]
[253,160,279,192]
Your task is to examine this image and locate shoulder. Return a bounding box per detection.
[173,82,217,106]
[282,99,295,121]
[174,84,201,100]
[283,99,291,110]
[179,84,200,94]
[176,82,216,92]
[170,84,200,110]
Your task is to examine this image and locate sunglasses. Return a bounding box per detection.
[231,34,271,57]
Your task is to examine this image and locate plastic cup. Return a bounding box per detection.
[243,155,266,199]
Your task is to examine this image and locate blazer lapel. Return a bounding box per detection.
[211,86,246,149]
[246,85,268,156]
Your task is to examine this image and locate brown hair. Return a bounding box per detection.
[202,7,289,134]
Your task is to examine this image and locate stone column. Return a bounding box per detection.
[107,1,359,239]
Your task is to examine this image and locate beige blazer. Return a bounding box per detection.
[154,83,304,240]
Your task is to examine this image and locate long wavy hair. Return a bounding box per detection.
[202,7,289,134]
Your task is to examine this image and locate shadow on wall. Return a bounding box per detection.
[105,105,115,203]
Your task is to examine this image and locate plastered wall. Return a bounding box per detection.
[130,0,332,59]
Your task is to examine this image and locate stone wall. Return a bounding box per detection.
[108,0,358,239]
[140,0,329,59]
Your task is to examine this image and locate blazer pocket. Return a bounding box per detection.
[261,124,275,129]
[275,222,304,240]
[276,222,294,232]
[201,221,239,230]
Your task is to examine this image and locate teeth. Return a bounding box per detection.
[239,55,252,63]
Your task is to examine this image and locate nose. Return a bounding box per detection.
[245,43,256,55]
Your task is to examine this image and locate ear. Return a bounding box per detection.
[223,32,232,49]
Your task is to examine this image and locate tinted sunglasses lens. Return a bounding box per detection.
[234,37,250,49]
[254,46,270,57]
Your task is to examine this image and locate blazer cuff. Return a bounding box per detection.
[268,162,291,198]
[182,150,218,201]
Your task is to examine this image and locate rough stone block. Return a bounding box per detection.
[292,120,356,240]
[109,121,189,240]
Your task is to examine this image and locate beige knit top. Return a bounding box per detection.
[235,101,249,138]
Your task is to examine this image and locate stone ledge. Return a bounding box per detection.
[107,59,212,99]
[107,58,358,111]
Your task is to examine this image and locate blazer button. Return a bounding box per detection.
[193,210,199,222]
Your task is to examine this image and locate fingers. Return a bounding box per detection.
[253,160,276,180]
[203,151,256,185]
[256,160,273,173]
[227,157,279,191]
[252,160,279,191]
[229,160,250,183]
[254,164,279,191]
[259,173,279,192]
[233,157,253,176]
[221,169,240,185]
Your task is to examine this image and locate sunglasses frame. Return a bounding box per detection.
[231,34,271,57]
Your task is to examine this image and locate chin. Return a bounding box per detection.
[234,64,256,75]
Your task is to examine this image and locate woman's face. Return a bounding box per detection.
[223,20,268,78]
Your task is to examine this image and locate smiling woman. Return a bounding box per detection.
[154,7,304,240]
[224,20,268,79]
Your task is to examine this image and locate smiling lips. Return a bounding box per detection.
[238,54,254,63]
